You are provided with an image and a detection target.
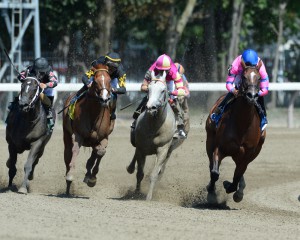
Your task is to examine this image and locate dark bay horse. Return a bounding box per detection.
[6,76,54,194]
[206,60,266,203]
[63,63,113,195]
[127,71,186,200]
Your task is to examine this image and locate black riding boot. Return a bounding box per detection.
[214,92,235,115]
[131,96,148,129]
[256,97,268,132]
[70,85,88,104]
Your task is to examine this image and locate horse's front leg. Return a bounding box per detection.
[147,145,170,201]
[84,139,108,187]
[223,158,248,198]
[18,139,44,194]
[7,143,18,188]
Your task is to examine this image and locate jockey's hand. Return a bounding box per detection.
[39,83,47,89]
[232,89,239,97]
[171,89,186,96]
[87,82,93,88]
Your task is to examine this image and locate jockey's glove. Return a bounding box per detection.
[171,89,186,96]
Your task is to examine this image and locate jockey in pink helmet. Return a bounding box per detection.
[132,54,187,139]
[211,49,269,132]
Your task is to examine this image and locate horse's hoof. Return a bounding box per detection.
[18,187,28,194]
[86,177,97,188]
[66,174,74,182]
[206,183,216,193]
[223,180,234,193]
[207,191,218,204]
[6,160,10,168]
[233,191,244,203]
[28,172,34,181]
[127,165,135,174]
[83,176,89,184]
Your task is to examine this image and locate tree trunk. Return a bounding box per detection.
[287,91,299,128]
[203,2,219,109]
[166,0,197,60]
[228,0,244,65]
[96,0,114,54]
[269,2,287,108]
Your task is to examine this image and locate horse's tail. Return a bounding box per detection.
[127,155,137,174]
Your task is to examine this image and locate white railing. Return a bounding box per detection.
[1,82,300,92]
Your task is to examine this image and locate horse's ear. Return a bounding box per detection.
[257,59,262,70]
[151,70,155,80]
[241,60,246,70]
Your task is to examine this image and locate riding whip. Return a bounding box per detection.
[3,48,21,75]
[120,96,145,111]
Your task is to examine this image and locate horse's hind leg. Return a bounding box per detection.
[7,143,18,187]
[223,159,248,196]
[207,148,224,193]
[147,146,170,201]
[84,139,108,187]
[232,176,246,202]
[64,132,81,195]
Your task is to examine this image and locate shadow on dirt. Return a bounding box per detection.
[0,184,18,193]
[109,190,146,201]
[43,193,89,200]
[180,188,238,210]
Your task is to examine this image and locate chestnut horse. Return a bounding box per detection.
[62,63,113,195]
[206,60,266,203]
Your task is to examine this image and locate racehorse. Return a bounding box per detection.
[127,71,186,200]
[62,63,113,195]
[205,60,266,203]
[5,76,54,194]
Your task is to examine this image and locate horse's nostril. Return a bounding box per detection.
[246,92,254,99]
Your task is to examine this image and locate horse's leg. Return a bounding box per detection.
[65,133,82,194]
[7,143,18,187]
[84,139,108,187]
[135,150,146,193]
[63,129,73,194]
[207,147,224,193]
[18,139,44,194]
[83,150,98,186]
[223,158,248,195]
[28,142,47,181]
[127,151,137,174]
[232,176,246,202]
[147,145,170,201]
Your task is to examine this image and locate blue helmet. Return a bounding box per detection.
[242,49,258,66]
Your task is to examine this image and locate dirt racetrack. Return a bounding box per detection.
[0,114,299,240]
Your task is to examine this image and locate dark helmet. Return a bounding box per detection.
[33,57,50,73]
[105,52,121,68]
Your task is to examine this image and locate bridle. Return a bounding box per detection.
[20,77,43,109]
[89,68,111,100]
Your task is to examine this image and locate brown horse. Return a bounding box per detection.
[62,63,113,195]
[206,60,266,203]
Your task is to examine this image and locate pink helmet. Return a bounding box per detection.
[155,54,172,70]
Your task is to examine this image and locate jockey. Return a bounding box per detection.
[132,54,187,139]
[18,57,58,132]
[71,52,126,121]
[210,49,269,132]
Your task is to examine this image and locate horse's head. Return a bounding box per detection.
[19,77,41,112]
[239,60,262,104]
[146,71,168,116]
[89,63,111,107]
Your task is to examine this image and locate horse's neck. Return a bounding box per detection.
[24,100,44,123]
[144,102,169,128]
[233,97,257,125]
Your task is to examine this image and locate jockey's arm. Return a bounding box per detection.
[258,61,269,97]
[141,79,149,92]
[171,72,186,96]
[113,65,126,94]
[45,70,58,88]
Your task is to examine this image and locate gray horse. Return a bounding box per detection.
[5,77,54,194]
[127,71,186,200]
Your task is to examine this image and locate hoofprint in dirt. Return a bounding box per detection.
[0,123,299,240]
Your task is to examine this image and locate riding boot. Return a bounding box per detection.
[132,96,148,120]
[70,85,88,104]
[211,92,234,123]
[7,96,19,111]
[45,106,55,133]
[257,97,268,132]
[131,96,148,129]
[172,99,187,139]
